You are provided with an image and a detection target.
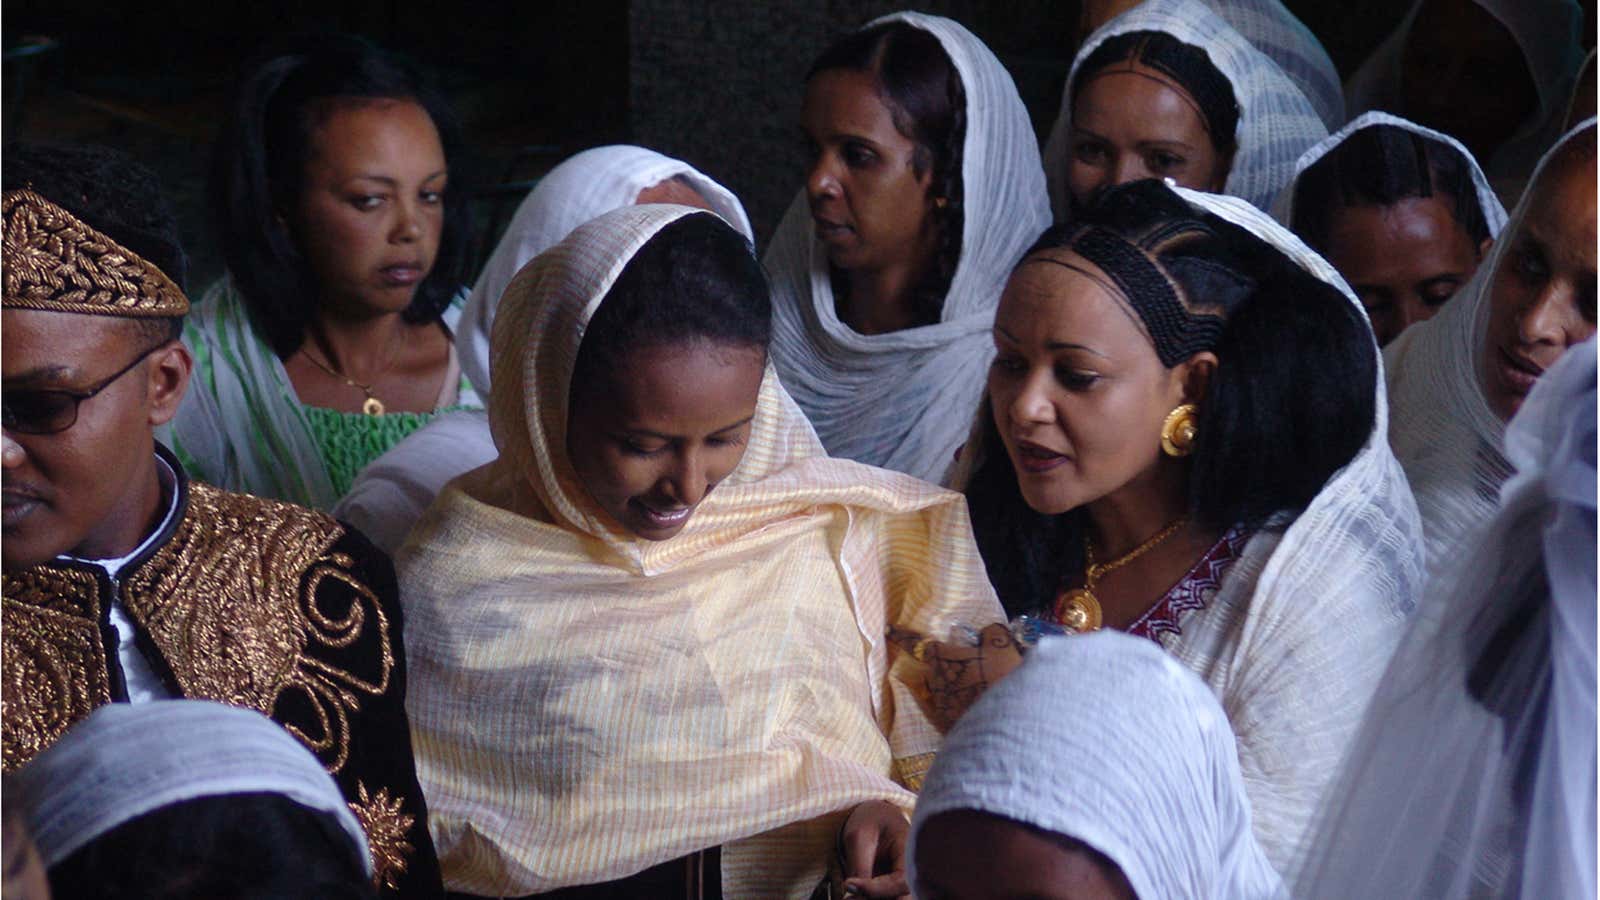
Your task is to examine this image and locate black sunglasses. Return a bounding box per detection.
[2,343,166,436]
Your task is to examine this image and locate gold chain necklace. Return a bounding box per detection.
[299,340,400,416]
[1053,516,1189,633]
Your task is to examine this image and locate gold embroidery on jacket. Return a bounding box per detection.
[119,481,393,774]
[891,752,937,792]
[349,781,415,891]
[1,566,113,771]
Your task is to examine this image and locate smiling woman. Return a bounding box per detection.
[396,205,1003,898]
[165,35,480,510]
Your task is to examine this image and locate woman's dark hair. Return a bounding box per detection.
[572,212,771,388]
[966,179,1376,615]
[1291,124,1492,253]
[46,792,375,900]
[807,21,966,326]
[1073,31,1241,162]
[209,33,471,358]
[3,141,188,344]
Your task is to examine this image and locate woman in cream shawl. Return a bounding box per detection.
[1383,119,1595,589]
[762,12,1051,484]
[337,145,752,553]
[397,204,1002,898]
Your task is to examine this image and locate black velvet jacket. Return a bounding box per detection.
[2,446,443,897]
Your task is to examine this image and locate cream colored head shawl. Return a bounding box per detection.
[1043,0,1328,217]
[457,145,752,395]
[1271,110,1508,238]
[909,633,1283,899]
[762,12,1051,484]
[1343,0,1585,197]
[1383,119,1596,589]
[397,204,1003,897]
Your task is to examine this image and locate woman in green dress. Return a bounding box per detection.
[169,34,478,509]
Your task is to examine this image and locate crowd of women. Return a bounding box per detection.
[2,0,1594,897]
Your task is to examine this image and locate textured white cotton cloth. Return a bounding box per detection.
[763,12,1050,484]
[1293,338,1596,898]
[12,700,370,875]
[1382,119,1595,589]
[1151,185,1421,869]
[1043,0,1328,217]
[1203,0,1344,130]
[397,204,1003,897]
[1271,110,1508,238]
[336,146,751,554]
[909,632,1284,899]
[1343,0,1585,198]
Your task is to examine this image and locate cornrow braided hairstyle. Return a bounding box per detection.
[966,179,1375,616]
[1291,124,1492,253]
[808,21,967,326]
[1073,31,1241,162]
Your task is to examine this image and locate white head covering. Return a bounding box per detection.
[762,11,1051,484]
[12,700,370,876]
[1043,0,1329,217]
[909,632,1283,899]
[1271,110,1509,238]
[1382,118,1595,588]
[1293,337,1596,898]
[458,145,753,396]
[334,146,752,554]
[1343,0,1585,196]
[1201,0,1345,130]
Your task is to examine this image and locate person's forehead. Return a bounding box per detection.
[2,309,132,378]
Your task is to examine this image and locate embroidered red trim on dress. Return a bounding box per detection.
[1125,525,1249,644]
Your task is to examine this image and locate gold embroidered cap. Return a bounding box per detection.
[3,187,189,317]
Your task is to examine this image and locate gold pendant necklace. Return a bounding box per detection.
[299,341,396,416]
[1053,516,1189,633]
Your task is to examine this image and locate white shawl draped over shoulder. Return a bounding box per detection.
[1157,187,1422,869]
[397,205,1003,897]
[1043,0,1329,217]
[1271,110,1508,238]
[337,146,751,553]
[909,633,1284,899]
[1382,119,1595,589]
[763,12,1050,484]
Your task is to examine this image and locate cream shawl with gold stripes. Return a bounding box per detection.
[396,204,1003,897]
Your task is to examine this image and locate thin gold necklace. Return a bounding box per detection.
[299,337,401,416]
[1053,516,1189,633]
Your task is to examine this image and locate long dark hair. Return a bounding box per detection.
[966,180,1376,615]
[807,20,966,325]
[1291,123,1493,253]
[209,34,471,359]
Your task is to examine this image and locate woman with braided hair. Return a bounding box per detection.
[918,178,1422,869]
[1043,0,1326,218]
[762,12,1050,484]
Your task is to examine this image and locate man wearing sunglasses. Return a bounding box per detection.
[1,146,441,898]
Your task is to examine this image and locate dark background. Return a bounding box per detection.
[4,1,1593,289]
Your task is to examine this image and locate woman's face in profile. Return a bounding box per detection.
[801,67,939,275]
[914,810,1138,900]
[1067,63,1229,207]
[288,97,448,318]
[987,252,1186,516]
[566,340,765,541]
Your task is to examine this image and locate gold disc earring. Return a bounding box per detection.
[1161,404,1199,457]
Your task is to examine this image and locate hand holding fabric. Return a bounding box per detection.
[888,623,1023,732]
[839,799,910,898]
